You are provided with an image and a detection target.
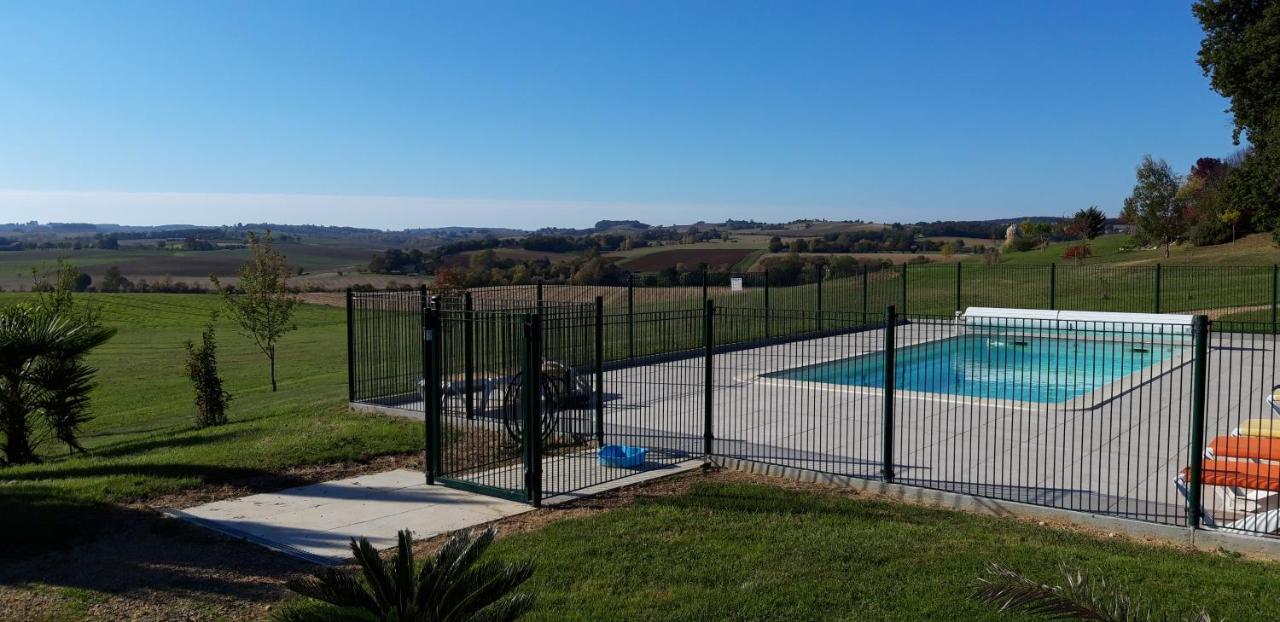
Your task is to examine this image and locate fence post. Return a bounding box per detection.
[899,262,908,315]
[523,313,543,507]
[862,265,869,321]
[345,288,355,403]
[535,279,544,313]
[594,296,605,446]
[1155,263,1163,314]
[1272,264,1277,335]
[1049,263,1056,310]
[954,262,962,314]
[703,299,715,457]
[463,292,475,419]
[627,273,636,361]
[423,300,442,485]
[816,265,824,332]
[881,304,896,482]
[1186,314,1209,529]
[763,269,771,339]
[702,269,709,303]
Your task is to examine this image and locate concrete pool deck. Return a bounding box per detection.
[358,319,1278,531]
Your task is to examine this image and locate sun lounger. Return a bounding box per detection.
[1231,418,1280,439]
[1176,459,1280,533]
[1206,435,1280,461]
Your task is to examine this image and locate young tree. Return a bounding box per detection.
[1122,156,1185,258]
[211,230,298,392]
[185,318,231,428]
[1219,207,1241,244]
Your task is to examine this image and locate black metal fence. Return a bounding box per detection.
[348,279,1280,540]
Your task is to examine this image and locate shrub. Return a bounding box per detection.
[1061,244,1092,264]
[184,320,231,428]
[0,304,115,464]
[273,527,534,622]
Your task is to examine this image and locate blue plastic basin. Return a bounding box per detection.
[598,444,648,469]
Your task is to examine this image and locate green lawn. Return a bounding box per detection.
[488,480,1280,621]
[0,293,422,559]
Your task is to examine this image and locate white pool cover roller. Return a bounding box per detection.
[961,307,1194,335]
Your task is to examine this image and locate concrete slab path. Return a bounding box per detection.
[169,460,703,565]
[167,470,532,565]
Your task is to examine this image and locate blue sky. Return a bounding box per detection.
[0,1,1237,230]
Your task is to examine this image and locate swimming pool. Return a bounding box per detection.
[763,333,1186,404]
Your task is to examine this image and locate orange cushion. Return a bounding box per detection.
[1209,436,1280,462]
[1185,460,1280,493]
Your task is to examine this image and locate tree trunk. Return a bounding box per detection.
[269,349,277,392]
[1,390,37,465]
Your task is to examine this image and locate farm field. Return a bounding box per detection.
[921,235,997,248]
[0,241,389,290]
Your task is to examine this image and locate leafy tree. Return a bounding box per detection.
[184,318,231,428]
[101,266,132,293]
[211,230,298,392]
[273,528,534,622]
[1194,0,1280,231]
[1066,207,1107,241]
[1179,158,1234,246]
[1122,156,1185,258]
[767,236,784,253]
[1018,220,1053,249]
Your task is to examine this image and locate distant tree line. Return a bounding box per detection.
[431,249,630,289]
[368,227,731,276]
[764,228,995,256]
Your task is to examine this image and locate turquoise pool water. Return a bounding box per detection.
[764,334,1186,404]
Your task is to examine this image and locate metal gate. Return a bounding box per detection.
[424,300,600,505]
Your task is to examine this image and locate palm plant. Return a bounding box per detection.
[273,528,535,622]
[972,563,1211,622]
[0,304,115,464]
